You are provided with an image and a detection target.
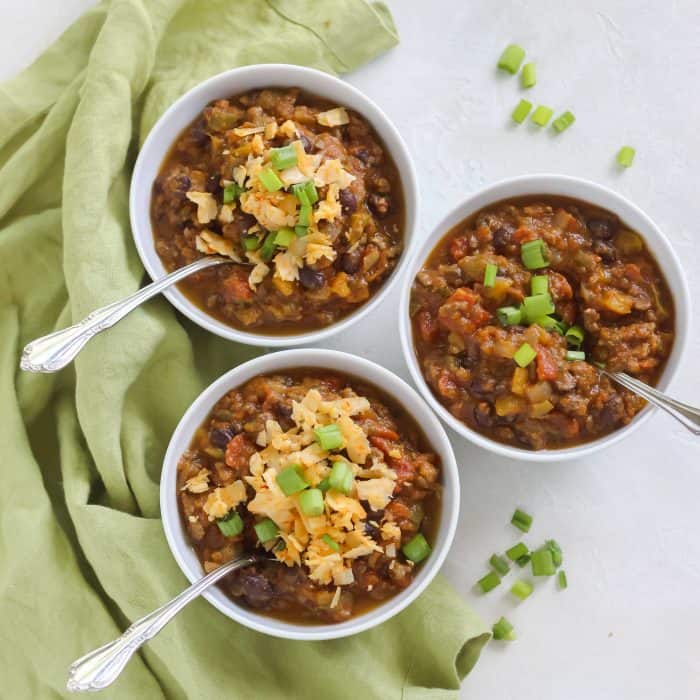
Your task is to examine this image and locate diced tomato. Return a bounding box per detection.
[389,457,415,482]
[416,309,439,343]
[225,434,255,472]
[623,263,643,282]
[368,425,400,441]
[369,435,393,456]
[438,287,491,337]
[221,273,253,302]
[437,371,459,400]
[386,501,412,520]
[536,347,559,381]
[449,236,470,261]
[446,287,479,305]
[512,226,538,243]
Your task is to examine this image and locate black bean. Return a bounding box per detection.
[368,193,390,218]
[491,226,512,251]
[592,239,617,263]
[364,521,380,539]
[339,189,357,214]
[206,174,221,195]
[473,402,493,428]
[210,425,238,448]
[238,573,274,608]
[360,500,385,522]
[354,148,370,164]
[299,134,312,153]
[588,218,617,240]
[299,266,326,290]
[176,174,191,191]
[338,249,361,274]
[275,402,293,419]
[468,376,497,398]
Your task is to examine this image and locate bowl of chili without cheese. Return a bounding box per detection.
[400,175,689,460]
[161,349,459,640]
[130,64,417,346]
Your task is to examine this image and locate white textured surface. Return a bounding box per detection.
[3,1,699,699]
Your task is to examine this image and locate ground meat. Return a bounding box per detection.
[410,197,674,450]
[152,88,404,334]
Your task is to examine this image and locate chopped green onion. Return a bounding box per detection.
[483,263,498,288]
[259,231,278,262]
[318,477,330,492]
[558,570,568,590]
[532,315,560,332]
[276,465,308,496]
[298,203,312,227]
[217,511,243,537]
[242,235,260,251]
[530,274,548,296]
[269,144,298,170]
[322,534,340,552]
[531,105,554,127]
[403,533,431,563]
[520,239,549,269]
[292,183,310,206]
[510,579,534,600]
[258,167,284,192]
[593,360,605,370]
[520,62,536,88]
[497,306,522,326]
[511,508,533,533]
[506,542,528,561]
[490,554,510,576]
[328,461,353,494]
[545,539,563,567]
[298,488,324,516]
[617,146,636,168]
[223,183,243,203]
[552,110,576,133]
[303,180,318,204]
[511,99,533,124]
[566,350,586,361]
[315,424,344,451]
[477,571,501,593]
[522,293,555,319]
[273,227,296,248]
[513,342,537,368]
[294,225,308,237]
[515,554,531,567]
[565,325,585,347]
[497,44,526,74]
[530,548,556,576]
[273,539,286,552]
[492,616,516,641]
[254,518,279,543]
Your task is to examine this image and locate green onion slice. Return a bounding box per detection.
[522,293,555,319]
[530,548,556,576]
[510,579,534,600]
[403,533,431,563]
[302,180,318,204]
[276,465,309,496]
[515,554,531,567]
[513,342,537,368]
[521,62,536,88]
[258,168,284,192]
[254,518,279,543]
[328,460,353,494]
[242,235,260,251]
[520,239,549,269]
[217,511,243,537]
[497,44,526,74]
[530,274,548,296]
[506,542,528,561]
[294,225,308,237]
[292,183,310,206]
[269,144,298,171]
[478,571,501,593]
[617,146,636,168]
[273,227,296,248]
[492,616,516,641]
[497,306,522,326]
[223,183,244,204]
[315,424,344,451]
[552,110,576,133]
[322,534,340,552]
[531,105,554,127]
[490,554,510,576]
[318,477,330,492]
[545,539,563,567]
[566,350,586,361]
[483,263,498,288]
[558,570,568,590]
[511,99,533,124]
[298,488,324,516]
[511,508,533,533]
[298,202,312,227]
[565,325,585,347]
[259,231,278,262]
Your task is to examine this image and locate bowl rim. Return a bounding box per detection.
[129,63,418,347]
[160,348,460,640]
[398,173,691,462]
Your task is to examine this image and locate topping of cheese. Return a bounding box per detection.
[203,481,247,520]
[195,230,241,261]
[186,191,218,224]
[182,468,209,494]
[248,261,270,290]
[313,183,342,223]
[316,107,350,127]
[233,125,266,137]
[314,159,356,190]
[355,477,395,510]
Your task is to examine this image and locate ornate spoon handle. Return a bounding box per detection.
[67,555,256,693]
[604,370,700,435]
[20,256,228,373]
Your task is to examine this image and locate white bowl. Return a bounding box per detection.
[160,349,459,640]
[399,174,691,462]
[130,64,418,347]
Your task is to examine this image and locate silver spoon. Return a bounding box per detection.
[67,554,260,693]
[20,256,234,373]
[601,369,700,435]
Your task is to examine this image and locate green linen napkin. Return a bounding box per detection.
[0,1,489,698]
